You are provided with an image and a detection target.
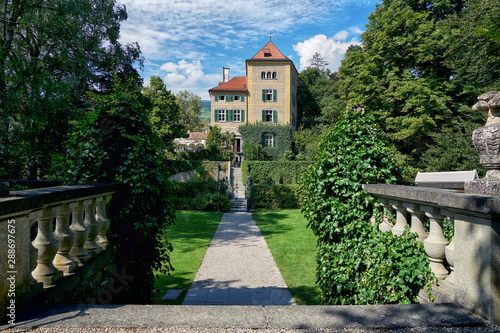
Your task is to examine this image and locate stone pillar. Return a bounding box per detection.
[69,202,89,265]
[31,207,63,288]
[390,200,408,236]
[378,198,394,232]
[96,195,112,250]
[403,202,428,242]
[53,203,78,275]
[84,198,102,255]
[422,206,449,280]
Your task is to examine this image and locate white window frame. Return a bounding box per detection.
[265,110,273,122]
[261,72,266,79]
[264,133,274,147]
[219,95,225,101]
[265,89,273,101]
[234,95,240,101]
[218,109,226,122]
[272,72,277,79]
[267,72,272,79]
[234,110,241,122]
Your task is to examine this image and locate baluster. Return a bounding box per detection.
[70,201,90,265]
[390,200,408,236]
[378,198,394,232]
[422,206,449,280]
[370,200,383,228]
[96,195,112,250]
[53,203,78,275]
[404,202,428,242]
[28,211,43,289]
[442,209,455,288]
[84,198,102,255]
[31,207,63,288]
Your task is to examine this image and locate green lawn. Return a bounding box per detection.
[155,210,223,304]
[252,209,321,305]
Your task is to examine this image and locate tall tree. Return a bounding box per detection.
[143,76,187,150]
[176,90,204,132]
[309,52,329,72]
[338,0,499,168]
[0,0,142,179]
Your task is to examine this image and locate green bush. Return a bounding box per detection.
[299,110,434,305]
[173,178,231,211]
[242,161,312,185]
[251,184,299,209]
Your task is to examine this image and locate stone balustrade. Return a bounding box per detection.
[363,183,500,324]
[0,184,120,322]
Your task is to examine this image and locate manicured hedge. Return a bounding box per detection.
[172,178,231,211]
[241,161,313,185]
[251,184,300,209]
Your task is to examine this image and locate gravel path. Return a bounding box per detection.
[182,212,294,305]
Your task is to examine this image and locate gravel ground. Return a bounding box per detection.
[3,326,500,333]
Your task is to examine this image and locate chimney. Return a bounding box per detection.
[223,67,229,83]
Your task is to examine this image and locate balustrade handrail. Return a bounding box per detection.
[363,183,500,324]
[1,183,121,323]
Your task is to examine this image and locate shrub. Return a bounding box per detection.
[299,110,433,305]
[242,161,312,185]
[172,178,230,211]
[251,184,299,209]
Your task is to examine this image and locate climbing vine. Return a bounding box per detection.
[299,110,434,304]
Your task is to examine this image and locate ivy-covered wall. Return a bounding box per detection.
[242,161,313,185]
[239,123,292,161]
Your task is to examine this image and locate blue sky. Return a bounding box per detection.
[116,0,379,100]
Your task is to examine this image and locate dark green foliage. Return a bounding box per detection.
[337,0,499,169]
[251,184,299,209]
[173,178,231,211]
[242,161,313,185]
[64,79,176,303]
[297,67,345,127]
[239,123,292,161]
[293,125,330,161]
[299,110,433,304]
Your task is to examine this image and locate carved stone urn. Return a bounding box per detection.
[465,91,500,195]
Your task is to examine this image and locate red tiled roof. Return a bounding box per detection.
[249,41,289,60]
[209,76,247,92]
[188,132,207,140]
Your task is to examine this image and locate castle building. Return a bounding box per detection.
[209,40,298,161]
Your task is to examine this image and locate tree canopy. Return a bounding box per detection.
[337,0,500,170]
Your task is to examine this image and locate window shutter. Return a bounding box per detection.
[262,134,266,147]
[229,110,234,122]
[214,110,218,122]
[273,110,277,123]
[241,110,245,122]
[262,89,266,102]
[262,110,266,122]
[215,95,219,102]
[241,95,245,102]
[273,89,277,102]
[273,134,277,148]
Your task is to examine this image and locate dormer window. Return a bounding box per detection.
[263,48,271,57]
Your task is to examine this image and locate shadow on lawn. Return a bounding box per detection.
[252,210,294,237]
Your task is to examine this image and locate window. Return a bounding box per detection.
[272,72,277,79]
[292,92,296,107]
[234,110,241,122]
[267,72,272,79]
[234,95,240,101]
[262,110,277,123]
[219,95,225,101]
[261,72,266,79]
[264,133,275,147]
[262,89,277,102]
[265,89,273,101]
[218,109,226,122]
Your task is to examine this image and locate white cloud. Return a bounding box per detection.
[159,60,220,99]
[293,30,362,72]
[117,0,359,61]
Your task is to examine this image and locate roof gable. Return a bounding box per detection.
[249,41,289,60]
